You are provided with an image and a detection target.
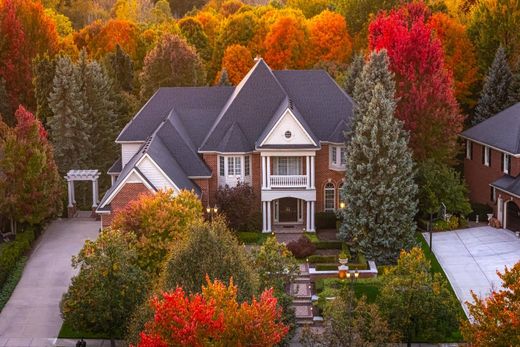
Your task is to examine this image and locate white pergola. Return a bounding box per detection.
[65,170,101,209]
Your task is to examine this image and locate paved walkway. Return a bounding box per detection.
[0,217,99,345]
[426,227,520,316]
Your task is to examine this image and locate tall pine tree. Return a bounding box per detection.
[33,54,57,126]
[48,55,89,173]
[105,44,133,93]
[509,58,520,106]
[218,68,232,86]
[473,46,512,125]
[343,53,364,95]
[338,51,417,264]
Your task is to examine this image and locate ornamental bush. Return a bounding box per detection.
[215,182,260,232]
[286,236,316,259]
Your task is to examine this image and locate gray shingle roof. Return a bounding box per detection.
[461,102,520,154]
[101,59,354,212]
[491,175,520,197]
[107,158,122,174]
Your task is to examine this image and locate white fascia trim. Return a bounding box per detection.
[96,210,111,214]
[136,154,181,192]
[116,140,146,144]
[459,135,520,158]
[188,176,212,179]
[197,151,254,155]
[99,169,156,208]
[321,141,346,146]
[260,150,316,157]
[259,109,317,147]
[490,183,520,199]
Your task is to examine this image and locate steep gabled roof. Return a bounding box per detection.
[217,122,251,153]
[461,103,520,155]
[199,59,288,152]
[117,87,234,143]
[329,119,349,143]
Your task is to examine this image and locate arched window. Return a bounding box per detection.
[324,182,335,212]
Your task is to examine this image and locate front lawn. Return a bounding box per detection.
[235,231,271,245]
[59,321,122,339]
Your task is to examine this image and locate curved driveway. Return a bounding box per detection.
[426,226,520,317]
[0,218,99,346]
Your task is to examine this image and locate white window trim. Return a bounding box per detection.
[330,146,346,170]
[503,153,511,174]
[218,155,251,186]
[484,146,490,167]
[466,140,472,160]
[324,182,336,212]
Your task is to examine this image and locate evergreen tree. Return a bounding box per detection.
[0,78,12,125]
[218,68,232,86]
[48,56,89,173]
[105,44,133,93]
[33,54,57,126]
[473,46,512,125]
[509,58,520,106]
[338,52,417,264]
[343,53,364,95]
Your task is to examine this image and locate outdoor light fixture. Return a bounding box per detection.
[213,206,218,213]
[206,206,211,214]
[340,202,346,209]
[354,270,359,279]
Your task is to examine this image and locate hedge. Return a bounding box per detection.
[314,241,343,250]
[236,231,261,244]
[0,256,27,312]
[308,255,337,264]
[0,229,35,289]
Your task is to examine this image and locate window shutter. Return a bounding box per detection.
[502,153,505,172]
[219,156,225,176]
[508,155,512,174]
[489,149,492,167]
[482,146,485,165]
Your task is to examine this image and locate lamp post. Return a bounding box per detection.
[206,205,218,222]
[345,270,359,289]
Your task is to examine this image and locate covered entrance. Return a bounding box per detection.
[506,201,520,232]
[275,198,303,223]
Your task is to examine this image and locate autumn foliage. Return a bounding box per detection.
[369,2,464,163]
[461,261,520,346]
[308,10,352,66]
[220,44,254,85]
[136,277,288,347]
[111,189,203,274]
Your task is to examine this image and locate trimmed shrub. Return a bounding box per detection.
[0,229,35,288]
[308,255,337,264]
[315,264,338,271]
[315,212,338,230]
[314,241,343,250]
[286,236,316,259]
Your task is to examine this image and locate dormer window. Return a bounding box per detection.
[330,145,346,170]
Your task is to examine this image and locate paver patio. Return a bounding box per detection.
[0,217,99,344]
[425,226,520,316]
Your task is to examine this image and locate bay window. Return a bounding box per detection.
[330,145,347,169]
[218,155,251,186]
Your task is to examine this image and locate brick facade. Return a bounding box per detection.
[464,142,520,206]
[100,182,151,228]
[101,146,346,228]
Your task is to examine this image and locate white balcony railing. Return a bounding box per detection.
[269,175,308,188]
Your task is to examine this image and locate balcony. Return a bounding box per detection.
[269,175,308,188]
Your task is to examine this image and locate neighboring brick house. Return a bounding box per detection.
[97,59,354,231]
[461,103,520,231]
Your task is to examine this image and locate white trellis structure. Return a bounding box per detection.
[65,170,101,210]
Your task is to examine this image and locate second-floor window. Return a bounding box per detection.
[274,157,301,175]
[482,146,491,167]
[218,155,251,178]
[502,153,512,174]
[330,146,346,169]
[466,140,473,160]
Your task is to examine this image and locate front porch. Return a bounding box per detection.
[262,197,316,233]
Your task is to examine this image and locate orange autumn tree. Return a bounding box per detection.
[111,189,203,275]
[137,277,288,347]
[308,10,352,66]
[219,44,254,85]
[461,261,520,346]
[264,12,309,69]
[428,12,479,109]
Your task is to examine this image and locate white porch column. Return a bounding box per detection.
[266,156,271,189]
[92,180,98,208]
[262,156,266,189]
[498,196,504,225]
[262,201,267,232]
[67,180,73,208]
[310,201,315,232]
[306,201,311,231]
[267,201,272,232]
[306,156,311,189]
[71,181,76,204]
[310,156,315,189]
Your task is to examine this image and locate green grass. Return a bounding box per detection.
[304,232,319,242]
[58,321,123,339]
[0,256,27,312]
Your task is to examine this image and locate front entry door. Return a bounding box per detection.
[278,198,298,223]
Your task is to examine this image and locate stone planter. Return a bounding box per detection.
[338,258,348,265]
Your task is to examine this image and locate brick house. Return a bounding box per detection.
[97,59,354,232]
[461,103,520,231]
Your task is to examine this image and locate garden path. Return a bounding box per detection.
[425,226,520,317]
[0,217,99,346]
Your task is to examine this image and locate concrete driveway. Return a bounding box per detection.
[426,226,520,316]
[0,217,99,345]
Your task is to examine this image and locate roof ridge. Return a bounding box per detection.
[199,59,289,151]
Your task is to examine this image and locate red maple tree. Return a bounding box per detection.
[369,2,464,163]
